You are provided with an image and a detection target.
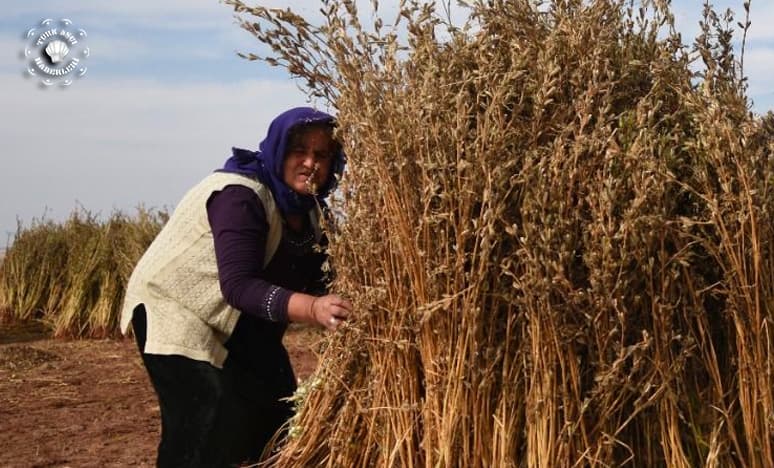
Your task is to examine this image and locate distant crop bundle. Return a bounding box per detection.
[227,0,773,466]
[0,207,166,338]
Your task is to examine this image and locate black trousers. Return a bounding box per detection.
[132,305,294,468]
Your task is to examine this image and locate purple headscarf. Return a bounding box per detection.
[220,107,346,215]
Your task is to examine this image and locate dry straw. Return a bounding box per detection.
[227,0,774,465]
[0,207,166,338]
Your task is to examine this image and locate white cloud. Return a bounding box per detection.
[742,47,774,112]
[2,0,326,31]
[83,35,153,61]
[733,2,774,42]
[81,34,235,63]
[0,72,316,240]
[2,7,291,77]
[743,48,774,79]
[670,0,774,42]
[0,34,28,70]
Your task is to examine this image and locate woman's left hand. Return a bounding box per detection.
[310,294,352,331]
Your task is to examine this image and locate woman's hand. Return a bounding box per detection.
[287,292,352,330]
[310,294,352,331]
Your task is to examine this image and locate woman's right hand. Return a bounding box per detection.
[310,294,352,331]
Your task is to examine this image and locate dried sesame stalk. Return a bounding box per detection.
[226,0,774,466]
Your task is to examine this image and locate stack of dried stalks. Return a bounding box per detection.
[0,207,166,337]
[259,0,771,464]
[229,0,773,465]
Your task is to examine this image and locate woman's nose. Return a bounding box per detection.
[300,151,315,167]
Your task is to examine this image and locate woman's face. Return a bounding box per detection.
[283,127,334,195]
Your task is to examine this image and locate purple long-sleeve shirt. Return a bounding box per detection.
[206,184,328,324]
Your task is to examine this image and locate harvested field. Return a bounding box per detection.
[0,323,321,467]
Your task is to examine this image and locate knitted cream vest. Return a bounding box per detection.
[120,172,320,368]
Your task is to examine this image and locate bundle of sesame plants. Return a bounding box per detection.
[227,0,773,465]
[0,207,166,338]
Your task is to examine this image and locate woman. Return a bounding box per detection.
[120,107,352,467]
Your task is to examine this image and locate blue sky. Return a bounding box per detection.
[1,0,772,243]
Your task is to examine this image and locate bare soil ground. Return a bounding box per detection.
[0,322,322,468]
